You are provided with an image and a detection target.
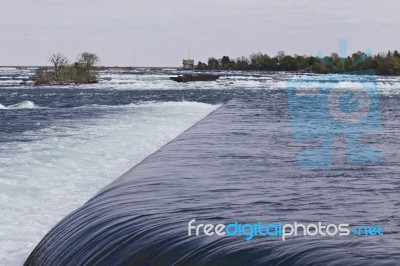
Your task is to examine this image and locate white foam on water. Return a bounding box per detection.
[3,70,394,94]
[95,71,400,93]
[0,101,219,265]
[0,101,40,110]
[1,69,400,94]
[9,101,39,109]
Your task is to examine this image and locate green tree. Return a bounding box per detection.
[221,56,231,66]
[235,56,249,70]
[196,61,208,70]
[76,52,100,83]
[249,53,272,70]
[208,57,220,70]
[280,55,297,71]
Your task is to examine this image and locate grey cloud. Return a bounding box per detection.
[0,0,399,66]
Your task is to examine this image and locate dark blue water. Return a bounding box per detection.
[21,71,400,265]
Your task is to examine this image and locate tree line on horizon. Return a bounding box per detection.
[196,50,400,75]
[35,52,100,85]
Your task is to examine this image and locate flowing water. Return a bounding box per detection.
[1,68,400,265]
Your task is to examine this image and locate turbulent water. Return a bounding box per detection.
[1,67,400,265]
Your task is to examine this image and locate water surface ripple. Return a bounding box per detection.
[25,94,400,265]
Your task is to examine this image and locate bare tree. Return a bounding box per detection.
[276,51,286,61]
[49,52,69,81]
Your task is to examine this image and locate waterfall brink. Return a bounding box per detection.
[25,97,400,265]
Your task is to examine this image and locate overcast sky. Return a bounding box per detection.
[0,0,399,66]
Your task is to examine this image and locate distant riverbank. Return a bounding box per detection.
[0,57,400,76]
[195,50,400,76]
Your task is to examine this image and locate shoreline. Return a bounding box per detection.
[2,66,400,77]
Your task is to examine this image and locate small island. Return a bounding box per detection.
[34,52,100,85]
